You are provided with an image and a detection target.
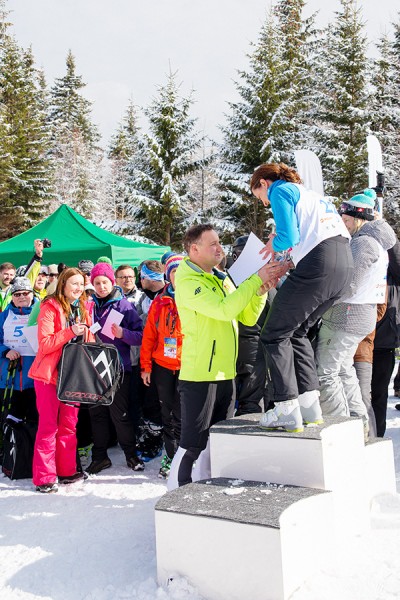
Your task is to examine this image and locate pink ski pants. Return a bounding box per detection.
[32,380,79,486]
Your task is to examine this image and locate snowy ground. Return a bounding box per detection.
[1,393,400,600]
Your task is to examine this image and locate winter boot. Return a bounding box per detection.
[158,455,172,479]
[259,399,304,433]
[59,471,88,485]
[298,390,323,425]
[36,482,58,493]
[138,420,163,461]
[78,443,93,468]
[86,457,112,475]
[192,439,211,482]
[126,455,145,471]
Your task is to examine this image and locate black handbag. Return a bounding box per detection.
[57,337,123,406]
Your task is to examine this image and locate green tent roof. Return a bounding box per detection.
[0,204,170,268]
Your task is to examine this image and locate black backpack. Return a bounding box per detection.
[57,338,122,406]
[2,416,37,480]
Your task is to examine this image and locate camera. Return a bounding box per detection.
[41,238,52,248]
[374,171,385,195]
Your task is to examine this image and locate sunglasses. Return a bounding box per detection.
[13,291,32,297]
[49,273,58,277]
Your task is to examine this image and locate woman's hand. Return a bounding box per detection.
[141,371,151,386]
[6,350,20,360]
[71,323,86,336]
[259,233,276,261]
[111,323,123,339]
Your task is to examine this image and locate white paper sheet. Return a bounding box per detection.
[24,325,39,354]
[101,308,124,340]
[227,232,271,286]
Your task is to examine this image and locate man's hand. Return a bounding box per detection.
[259,233,276,261]
[6,350,20,360]
[257,261,289,292]
[34,239,44,259]
[141,371,151,386]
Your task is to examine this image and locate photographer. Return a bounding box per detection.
[24,239,52,301]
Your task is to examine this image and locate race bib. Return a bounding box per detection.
[164,337,177,359]
[3,312,34,356]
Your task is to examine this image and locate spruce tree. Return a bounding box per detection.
[369,30,400,231]
[217,12,285,242]
[130,71,205,247]
[217,2,316,242]
[0,5,53,233]
[314,0,370,198]
[106,99,142,230]
[49,51,103,218]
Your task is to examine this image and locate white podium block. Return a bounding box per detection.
[155,478,334,600]
[365,437,396,501]
[210,415,369,535]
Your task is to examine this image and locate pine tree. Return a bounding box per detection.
[313,0,370,198]
[216,2,317,242]
[49,50,99,146]
[49,51,103,218]
[130,71,205,247]
[106,99,142,228]
[0,5,53,234]
[369,30,400,231]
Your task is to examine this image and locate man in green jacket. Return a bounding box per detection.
[167,224,286,490]
[0,262,16,312]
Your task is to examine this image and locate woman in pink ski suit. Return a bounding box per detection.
[29,268,94,493]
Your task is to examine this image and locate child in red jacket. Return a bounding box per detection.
[140,255,183,478]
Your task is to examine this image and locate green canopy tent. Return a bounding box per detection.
[0,204,170,269]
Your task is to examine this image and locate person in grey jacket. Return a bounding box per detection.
[316,189,396,437]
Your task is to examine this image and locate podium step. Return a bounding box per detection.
[155,478,334,600]
[365,437,396,500]
[209,414,369,535]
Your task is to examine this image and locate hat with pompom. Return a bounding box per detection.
[90,262,115,285]
[165,254,184,282]
[339,188,376,221]
[96,256,112,265]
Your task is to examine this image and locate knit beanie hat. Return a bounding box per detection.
[339,188,376,221]
[10,277,33,294]
[78,259,94,274]
[96,256,112,265]
[165,254,184,281]
[90,262,115,285]
[161,251,177,265]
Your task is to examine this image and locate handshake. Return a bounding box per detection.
[256,260,290,295]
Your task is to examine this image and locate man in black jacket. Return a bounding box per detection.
[371,239,400,436]
[231,236,276,415]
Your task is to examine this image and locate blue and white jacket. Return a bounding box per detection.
[268,180,350,265]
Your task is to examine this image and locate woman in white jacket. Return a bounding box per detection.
[316,189,396,437]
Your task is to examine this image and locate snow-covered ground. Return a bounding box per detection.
[1,393,400,600]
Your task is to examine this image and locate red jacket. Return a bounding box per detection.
[140,287,182,373]
[28,298,94,385]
